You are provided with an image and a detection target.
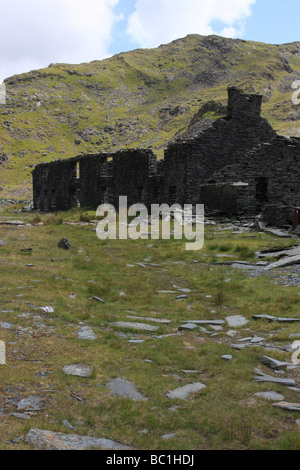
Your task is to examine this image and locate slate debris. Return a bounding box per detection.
[62,364,92,378]
[178,323,198,331]
[166,382,207,400]
[254,374,295,387]
[62,420,76,431]
[255,391,285,401]
[226,315,249,327]
[253,314,300,323]
[259,355,289,371]
[17,396,45,412]
[221,355,232,361]
[93,296,105,303]
[272,402,300,412]
[126,315,171,324]
[106,378,148,402]
[109,321,158,332]
[77,326,96,341]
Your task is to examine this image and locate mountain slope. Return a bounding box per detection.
[1,34,300,200]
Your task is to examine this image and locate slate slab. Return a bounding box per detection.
[226,315,249,327]
[0,220,25,226]
[17,396,44,412]
[230,343,248,350]
[185,320,225,326]
[255,391,285,401]
[263,228,291,238]
[63,364,92,378]
[221,355,232,361]
[157,291,177,294]
[12,412,31,420]
[253,315,300,324]
[250,337,265,343]
[77,327,96,341]
[178,323,198,331]
[109,321,158,332]
[254,374,295,387]
[0,322,13,330]
[126,315,171,324]
[264,254,300,270]
[259,355,289,371]
[25,429,131,450]
[272,402,300,412]
[253,315,277,322]
[166,382,206,400]
[161,433,177,440]
[106,378,147,401]
[182,370,202,374]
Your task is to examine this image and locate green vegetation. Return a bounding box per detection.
[1,34,300,199]
[0,207,300,449]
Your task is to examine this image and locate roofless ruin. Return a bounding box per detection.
[32,87,300,227]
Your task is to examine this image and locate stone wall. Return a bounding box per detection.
[32,149,160,211]
[201,136,300,226]
[162,87,276,205]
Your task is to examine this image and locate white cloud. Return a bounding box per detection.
[127,0,257,48]
[0,0,120,82]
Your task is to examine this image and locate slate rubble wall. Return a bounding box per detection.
[201,136,300,225]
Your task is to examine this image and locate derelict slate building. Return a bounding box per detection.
[32,87,300,226]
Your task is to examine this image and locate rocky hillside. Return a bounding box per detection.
[1,34,300,200]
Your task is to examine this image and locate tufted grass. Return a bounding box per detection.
[0,207,300,450]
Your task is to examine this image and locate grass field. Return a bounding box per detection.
[0,206,300,450]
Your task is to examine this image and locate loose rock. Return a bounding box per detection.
[58,238,71,250]
[272,402,300,412]
[77,327,96,341]
[106,378,148,401]
[259,355,289,371]
[166,382,206,400]
[255,391,285,401]
[226,315,249,327]
[17,396,44,411]
[109,321,158,332]
[25,429,131,450]
[62,364,92,378]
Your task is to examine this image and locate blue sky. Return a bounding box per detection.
[108,0,300,56]
[243,0,300,45]
[0,0,300,82]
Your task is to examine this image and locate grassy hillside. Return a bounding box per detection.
[1,34,300,200]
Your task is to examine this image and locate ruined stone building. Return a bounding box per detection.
[32,87,300,226]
